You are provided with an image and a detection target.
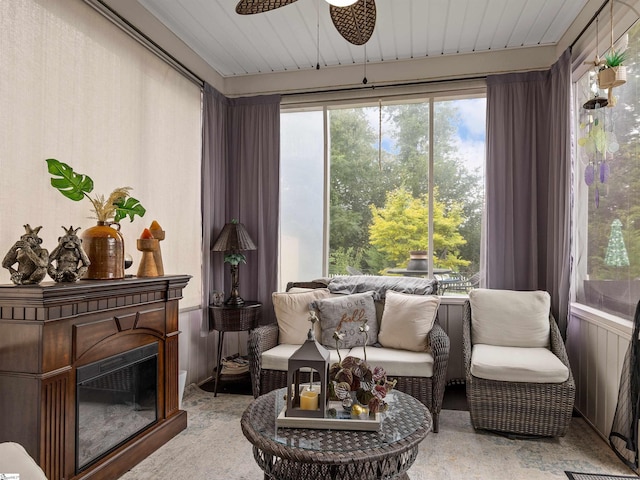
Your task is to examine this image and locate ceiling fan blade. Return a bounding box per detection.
[329,0,376,46]
[236,0,298,15]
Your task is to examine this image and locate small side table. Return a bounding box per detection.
[209,301,261,397]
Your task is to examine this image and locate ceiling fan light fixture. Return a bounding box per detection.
[326,0,358,6]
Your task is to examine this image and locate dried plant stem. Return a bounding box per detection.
[85,187,131,222]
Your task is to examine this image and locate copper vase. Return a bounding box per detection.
[81,221,125,279]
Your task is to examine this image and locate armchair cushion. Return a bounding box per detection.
[349,346,434,378]
[272,289,332,344]
[378,291,440,352]
[313,291,378,348]
[469,289,550,348]
[470,344,569,383]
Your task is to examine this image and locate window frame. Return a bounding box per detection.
[279,88,486,290]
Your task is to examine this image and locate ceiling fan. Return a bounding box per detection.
[235,0,376,46]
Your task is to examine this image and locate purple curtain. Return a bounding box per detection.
[484,49,571,335]
[202,84,281,326]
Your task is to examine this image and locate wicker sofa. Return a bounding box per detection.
[248,275,450,432]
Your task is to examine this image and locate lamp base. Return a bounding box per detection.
[225,295,245,306]
[225,262,246,306]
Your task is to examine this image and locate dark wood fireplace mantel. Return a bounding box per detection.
[0,275,191,480]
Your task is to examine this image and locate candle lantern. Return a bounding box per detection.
[286,314,330,418]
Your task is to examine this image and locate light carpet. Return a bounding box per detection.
[119,385,637,480]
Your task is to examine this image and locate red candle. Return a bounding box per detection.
[140,228,154,239]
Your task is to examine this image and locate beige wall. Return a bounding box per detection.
[0,0,203,308]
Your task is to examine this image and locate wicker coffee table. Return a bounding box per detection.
[241,388,432,480]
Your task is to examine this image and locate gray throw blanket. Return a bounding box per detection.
[328,275,438,300]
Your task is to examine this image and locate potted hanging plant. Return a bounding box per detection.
[598,49,628,89]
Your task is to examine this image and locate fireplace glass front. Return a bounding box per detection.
[76,342,159,472]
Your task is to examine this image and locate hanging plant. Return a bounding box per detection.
[604,49,628,67]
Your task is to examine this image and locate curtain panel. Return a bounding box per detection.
[484,49,572,335]
[202,84,281,326]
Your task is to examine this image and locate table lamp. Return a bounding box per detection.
[211,219,256,306]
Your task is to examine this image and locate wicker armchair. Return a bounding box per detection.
[248,281,450,432]
[462,292,575,437]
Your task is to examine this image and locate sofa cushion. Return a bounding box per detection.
[262,344,349,371]
[377,290,440,352]
[272,289,332,344]
[469,289,550,348]
[313,292,378,348]
[348,346,434,378]
[470,344,569,383]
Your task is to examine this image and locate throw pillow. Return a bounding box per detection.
[313,292,378,349]
[377,290,440,352]
[272,289,332,344]
[469,288,550,348]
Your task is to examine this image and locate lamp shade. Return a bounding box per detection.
[211,221,256,252]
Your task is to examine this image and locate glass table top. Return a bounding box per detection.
[246,388,432,453]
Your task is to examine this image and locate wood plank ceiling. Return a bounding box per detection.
[135,0,590,78]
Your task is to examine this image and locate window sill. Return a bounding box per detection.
[570,302,633,338]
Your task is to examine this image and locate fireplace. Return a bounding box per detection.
[0,275,190,480]
[76,342,159,473]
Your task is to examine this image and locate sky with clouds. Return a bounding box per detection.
[364,97,486,174]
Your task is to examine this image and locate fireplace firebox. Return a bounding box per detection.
[76,342,159,472]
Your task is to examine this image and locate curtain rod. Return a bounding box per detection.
[570,0,609,50]
[281,75,488,98]
[570,0,632,50]
[84,0,204,87]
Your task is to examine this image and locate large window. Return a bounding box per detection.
[280,95,485,291]
[574,22,640,320]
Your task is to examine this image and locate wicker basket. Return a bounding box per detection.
[599,65,627,89]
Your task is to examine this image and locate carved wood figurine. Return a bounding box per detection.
[137,228,159,277]
[2,224,49,285]
[47,226,91,282]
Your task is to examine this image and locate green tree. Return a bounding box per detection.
[329,109,389,255]
[369,187,469,272]
[385,102,483,273]
[329,246,364,276]
[328,101,484,275]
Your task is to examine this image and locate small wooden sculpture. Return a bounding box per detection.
[2,224,49,285]
[47,226,91,282]
[149,220,165,276]
[136,228,159,277]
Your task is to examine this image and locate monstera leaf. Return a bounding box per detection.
[114,197,146,223]
[46,158,94,201]
[46,158,145,223]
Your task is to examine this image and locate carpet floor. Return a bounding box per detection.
[119,385,637,480]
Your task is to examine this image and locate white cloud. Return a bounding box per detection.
[455,98,487,140]
[456,137,485,173]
